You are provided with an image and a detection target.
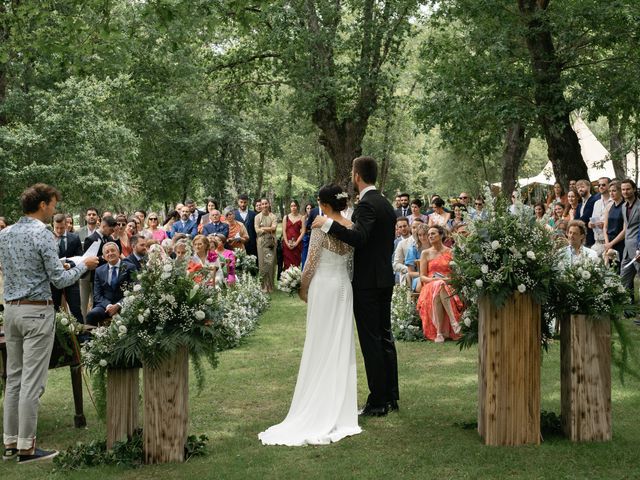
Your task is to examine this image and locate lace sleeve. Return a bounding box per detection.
[299,228,324,302]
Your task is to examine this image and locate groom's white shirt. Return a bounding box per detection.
[320,186,376,233]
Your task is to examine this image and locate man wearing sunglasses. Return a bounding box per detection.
[458,192,476,216]
[590,177,611,255]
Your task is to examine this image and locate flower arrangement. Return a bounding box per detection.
[391,285,424,341]
[278,266,302,295]
[234,248,258,276]
[450,191,558,347]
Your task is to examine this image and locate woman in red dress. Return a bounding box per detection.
[416,225,463,343]
[282,200,305,269]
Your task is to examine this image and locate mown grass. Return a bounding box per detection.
[2,291,640,479]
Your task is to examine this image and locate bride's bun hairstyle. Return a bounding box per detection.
[318,183,349,212]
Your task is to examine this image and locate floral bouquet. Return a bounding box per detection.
[450,189,558,348]
[234,248,258,276]
[391,285,424,341]
[278,266,302,295]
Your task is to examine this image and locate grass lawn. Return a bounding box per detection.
[2,290,640,479]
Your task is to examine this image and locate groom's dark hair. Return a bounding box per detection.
[353,156,377,184]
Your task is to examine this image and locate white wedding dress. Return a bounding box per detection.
[258,229,362,446]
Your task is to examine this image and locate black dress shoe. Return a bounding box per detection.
[359,403,388,417]
[387,400,399,412]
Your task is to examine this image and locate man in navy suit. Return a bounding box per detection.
[122,234,148,276]
[202,210,229,237]
[235,194,257,257]
[185,198,205,225]
[170,205,198,239]
[86,242,132,326]
[51,213,84,323]
[576,179,600,247]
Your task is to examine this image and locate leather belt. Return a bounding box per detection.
[7,299,53,306]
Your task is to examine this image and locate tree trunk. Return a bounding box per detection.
[608,115,627,180]
[378,111,394,195]
[314,116,366,188]
[284,169,293,211]
[501,122,531,197]
[519,0,589,188]
[255,149,266,201]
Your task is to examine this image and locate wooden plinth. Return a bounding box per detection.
[560,314,611,442]
[478,293,541,446]
[143,346,189,464]
[107,368,140,449]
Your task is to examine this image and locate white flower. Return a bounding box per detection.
[138,314,145,323]
[526,251,536,260]
[60,318,69,326]
[118,325,128,334]
[144,308,150,317]
[163,263,173,272]
[133,284,142,292]
[464,317,472,327]
[491,240,500,250]
[581,270,591,280]
[517,284,527,293]
[99,359,108,367]
[480,264,489,274]
[205,298,213,305]
[161,272,171,280]
[195,310,206,320]
[475,279,484,288]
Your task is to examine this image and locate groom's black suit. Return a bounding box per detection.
[328,188,399,408]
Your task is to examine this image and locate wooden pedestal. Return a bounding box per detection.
[560,314,611,442]
[107,368,140,449]
[143,346,189,464]
[478,293,541,446]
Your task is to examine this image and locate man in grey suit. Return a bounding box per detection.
[620,179,640,302]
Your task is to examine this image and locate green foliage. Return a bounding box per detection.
[390,284,424,342]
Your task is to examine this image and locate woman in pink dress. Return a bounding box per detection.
[207,234,237,284]
[143,212,168,242]
[282,200,305,269]
[416,225,463,343]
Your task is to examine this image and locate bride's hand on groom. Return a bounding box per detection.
[312,216,327,229]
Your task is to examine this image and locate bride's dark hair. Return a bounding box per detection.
[318,183,349,212]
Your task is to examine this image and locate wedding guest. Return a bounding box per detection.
[235,194,258,257]
[392,217,417,285]
[533,202,547,224]
[404,223,430,293]
[569,179,577,191]
[78,207,100,319]
[394,194,401,210]
[113,214,132,257]
[170,205,198,239]
[102,211,113,219]
[394,217,411,249]
[0,183,98,463]
[254,199,263,213]
[78,207,99,243]
[199,199,221,232]
[188,234,219,285]
[209,234,237,284]
[162,209,180,233]
[133,210,146,232]
[458,192,476,216]
[417,225,463,343]
[84,215,117,280]
[546,182,567,207]
[446,203,466,231]
[51,214,84,324]
[603,180,625,271]
[202,210,229,238]
[122,234,148,275]
[0,216,7,230]
[185,198,204,225]
[428,197,450,227]
[173,240,188,262]
[65,213,74,233]
[408,199,428,225]
[143,212,168,242]
[305,203,313,216]
[576,179,598,247]
[255,198,277,293]
[161,238,174,256]
[301,202,316,268]
[86,242,132,326]
[282,200,305,269]
[470,196,488,221]
[620,179,640,300]
[590,177,612,255]
[566,189,581,220]
[394,193,410,218]
[549,203,566,227]
[560,220,599,264]
[225,209,249,250]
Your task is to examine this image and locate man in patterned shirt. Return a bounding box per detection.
[0,183,99,464]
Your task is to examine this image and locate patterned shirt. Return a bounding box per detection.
[0,216,88,301]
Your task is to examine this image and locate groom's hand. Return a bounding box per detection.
[312,216,328,229]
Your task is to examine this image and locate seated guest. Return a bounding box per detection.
[143,212,167,242]
[188,234,219,284]
[51,213,84,323]
[561,220,599,265]
[428,197,450,227]
[407,199,428,225]
[172,240,188,262]
[170,205,198,239]
[392,217,412,284]
[86,242,132,326]
[470,196,488,221]
[446,203,466,231]
[225,209,249,250]
[404,223,430,293]
[199,198,220,230]
[549,202,566,227]
[161,238,174,256]
[122,234,148,275]
[208,234,237,284]
[163,209,180,233]
[416,226,463,343]
[202,209,229,238]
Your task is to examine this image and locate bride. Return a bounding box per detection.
[258,184,362,446]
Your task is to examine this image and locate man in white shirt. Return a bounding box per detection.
[589,177,612,255]
[393,217,422,284]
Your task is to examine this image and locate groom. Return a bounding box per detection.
[313,156,399,416]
